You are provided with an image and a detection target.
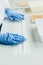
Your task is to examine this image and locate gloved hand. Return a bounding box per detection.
[5,8,24,21]
[0,33,26,45]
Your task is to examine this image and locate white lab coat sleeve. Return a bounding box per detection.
[0,0,11,24]
[2,0,11,9]
[1,0,11,16]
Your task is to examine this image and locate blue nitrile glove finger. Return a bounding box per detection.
[8,16,15,21]
[12,34,25,43]
[13,13,24,20]
[8,14,24,21]
[6,12,24,21]
[14,14,24,20]
[0,33,26,45]
[5,8,24,21]
[18,14,24,16]
[8,16,23,21]
[8,33,26,45]
[11,13,24,21]
[7,33,25,45]
[7,12,24,21]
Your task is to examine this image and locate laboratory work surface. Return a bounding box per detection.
[0,1,43,65]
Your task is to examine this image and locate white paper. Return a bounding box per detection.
[36,19,43,37]
[28,1,43,7]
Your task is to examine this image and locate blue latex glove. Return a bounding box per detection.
[0,33,26,45]
[5,8,24,21]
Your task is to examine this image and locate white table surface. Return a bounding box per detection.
[0,0,43,65]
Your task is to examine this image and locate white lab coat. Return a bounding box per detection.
[0,0,24,56]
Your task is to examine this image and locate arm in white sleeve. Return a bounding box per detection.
[2,0,10,9]
[0,0,11,24]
